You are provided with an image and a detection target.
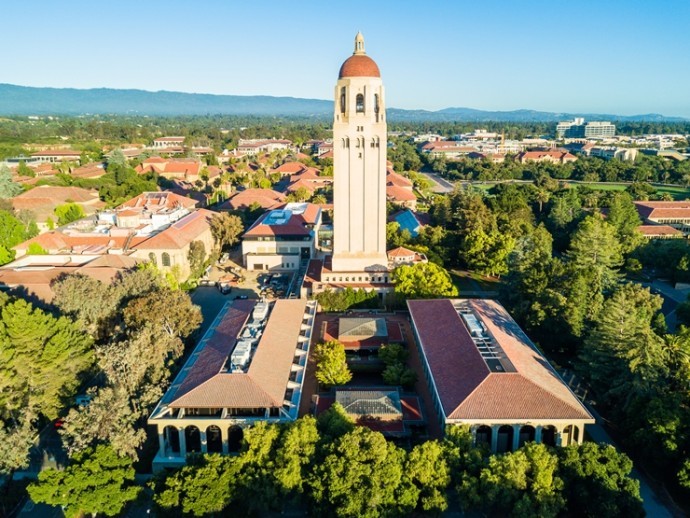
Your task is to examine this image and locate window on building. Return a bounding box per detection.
[162,252,171,267]
[356,94,364,113]
[374,93,380,122]
[340,87,346,113]
[148,252,157,266]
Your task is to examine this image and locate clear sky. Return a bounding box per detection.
[2,0,690,117]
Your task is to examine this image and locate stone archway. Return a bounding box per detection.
[563,425,579,446]
[496,425,514,453]
[206,425,222,453]
[185,425,201,453]
[518,425,535,448]
[227,425,244,453]
[475,425,492,447]
[164,425,180,454]
[542,425,557,446]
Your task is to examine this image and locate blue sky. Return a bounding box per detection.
[2,0,690,117]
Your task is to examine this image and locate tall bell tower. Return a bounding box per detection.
[331,33,388,273]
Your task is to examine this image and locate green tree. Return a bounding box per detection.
[310,427,407,517]
[154,454,241,516]
[377,343,408,365]
[54,202,86,226]
[313,340,352,388]
[606,192,643,253]
[59,386,146,459]
[316,401,355,441]
[123,289,202,338]
[402,440,451,514]
[566,213,622,321]
[28,445,140,518]
[461,442,565,518]
[0,410,36,485]
[393,262,458,298]
[0,298,94,419]
[51,273,117,334]
[26,242,48,255]
[0,210,28,265]
[462,227,516,277]
[273,416,319,498]
[187,240,206,279]
[210,212,244,251]
[0,165,22,198]
[580,283,667,406]
[558,443,643,517]
[382,362,417,388]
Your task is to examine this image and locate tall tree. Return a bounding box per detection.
[123,289,202,338]
[154,454,241,517]
[0,210,28,266]
[580,283,667,406]
[393,262,458,298]
[313,340,352,388]
[558,443,643,517]
[54,202,86,226]
[606,192,643,253]
[0,298,94,419]
[0,164,22,199]
[309,427,407,517]
[28,445,140,518]
[210,212,244,251]
[566,213,622,321]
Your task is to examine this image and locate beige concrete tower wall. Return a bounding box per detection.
[332,68,388,272]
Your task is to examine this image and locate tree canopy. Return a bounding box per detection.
[393,262,458,298]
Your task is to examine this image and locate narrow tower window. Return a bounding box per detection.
[374,93,380,122]
[340,87,346,114]
[356,94,364,113]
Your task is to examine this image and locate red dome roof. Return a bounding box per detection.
[338,54,380,78]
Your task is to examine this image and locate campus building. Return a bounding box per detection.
[148,298,317,472]
[241,202,322,272]
[556,118,616,139]
[408,298,593,451]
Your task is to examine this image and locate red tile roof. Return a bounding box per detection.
[387,246,416,258]
[408,299,592,421]
[386,185,417,202]
[339,54,380,78]
[638,224,683,236]
[221,188,286,211]
[635,201,690,221]
[168,299,309,408]
[135,209,215,250]
[275,162,308,174]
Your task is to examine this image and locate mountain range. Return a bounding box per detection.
[0,83,687,122]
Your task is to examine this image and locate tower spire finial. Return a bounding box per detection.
[354,32,365,55]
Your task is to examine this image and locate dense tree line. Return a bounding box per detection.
[53,411,640,517]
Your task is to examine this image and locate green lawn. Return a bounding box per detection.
[466,180,690,200]
[450,269,501,294]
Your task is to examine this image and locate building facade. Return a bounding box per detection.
[148,299,316,471]
[408,298,593,451]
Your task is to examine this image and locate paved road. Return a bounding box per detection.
[585,403,675,518]
[419,171,455,193]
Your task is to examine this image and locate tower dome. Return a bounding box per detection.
[338,32,380,78]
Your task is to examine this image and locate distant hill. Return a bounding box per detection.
[0,83,687,122]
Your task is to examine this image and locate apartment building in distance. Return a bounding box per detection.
[557,118,616,139]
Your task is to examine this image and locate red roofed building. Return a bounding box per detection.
[516,150,577,164]
[241,203,321,271]
[273,161,308,175]
[408,299,593,452]
[11,185,105,228]
[147,298,317,471]
[30,149,82,163]
[136,157,202,181]
[420,141,479,159]
[219,188,286,211]
[634,200,690,237]
[237,139,293,155]
[387,246,427,266]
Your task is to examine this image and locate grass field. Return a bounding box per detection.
[467,180,690,200]
[450,269,501,294]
